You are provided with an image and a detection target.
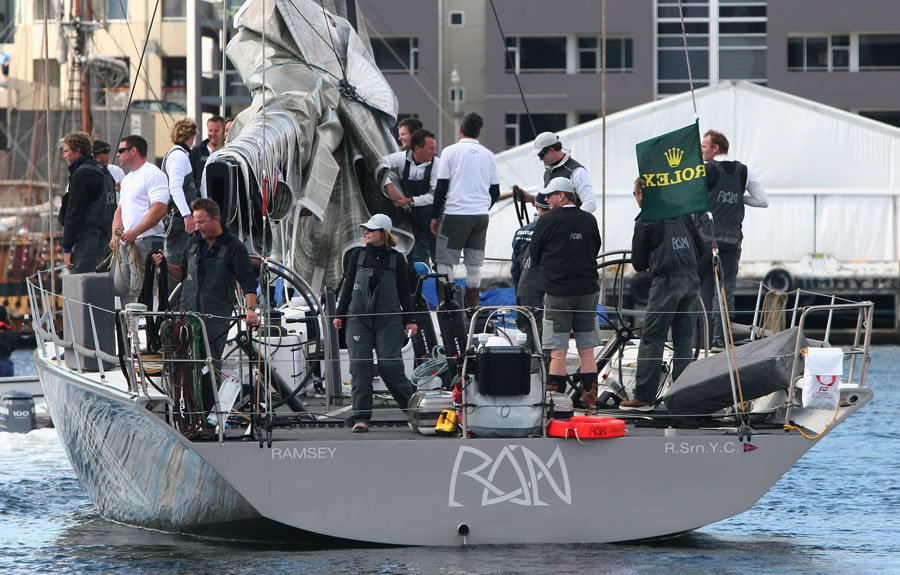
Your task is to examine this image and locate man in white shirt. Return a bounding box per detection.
[109,135,169,305]
[698,129,769,347]
[383,129,439,267]
[430,113,500,308]
[162,117,198,262]
[92,140,125,199]
[513,132,597,214]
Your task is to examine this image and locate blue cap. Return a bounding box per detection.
[534,192,551,210]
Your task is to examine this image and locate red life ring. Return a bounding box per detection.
[546,416,626,439]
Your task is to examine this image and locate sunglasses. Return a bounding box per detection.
[538,147,551,160]
[117,146,133,154]
[93,146,111,156]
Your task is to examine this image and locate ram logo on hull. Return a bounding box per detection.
[448,445,572,507]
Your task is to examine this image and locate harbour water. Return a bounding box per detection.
[1,347,898,574]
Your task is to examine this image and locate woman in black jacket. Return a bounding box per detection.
[333,214,418,433]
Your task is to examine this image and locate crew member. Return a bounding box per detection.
[92,140,125,198]
[530,177,602,408]
[397,117,423,151]
[162,117,199,263]
[0,305,15,377]
[698,129,768,348]
[621,178,704,411]
[110,135,168,305]
[430,113,500,309]
[60,131,117,273]
[514,132,596,214]
[151,198,258,413]
[511,192,550,353]
[223,116,234,142]
[383,128,439,267]
[333,214,417,433]
[190,115,225,190]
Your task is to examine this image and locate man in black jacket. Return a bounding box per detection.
[60,131,117,273]
[189,115,225,190]
[530,177,602,408]
[152,197,258,412]
[621,178,703,411]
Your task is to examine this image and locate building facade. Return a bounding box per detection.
[363,0,900,151]
[0,0,245,161]
[2,0,899,156]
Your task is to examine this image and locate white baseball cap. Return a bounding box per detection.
[532,132,561,155]
[541,177,575,196]
[360,213,393,232]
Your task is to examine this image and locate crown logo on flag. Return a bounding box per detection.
[664,147,684,168]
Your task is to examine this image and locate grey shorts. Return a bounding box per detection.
[542,291,601,350]
[434,214,489,266]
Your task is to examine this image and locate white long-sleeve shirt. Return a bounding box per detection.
[712,153,768,208]
[383,150,439,207]
[163,145,194,217]
[545,153,597,214]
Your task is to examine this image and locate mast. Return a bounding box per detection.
[79,0,92,133]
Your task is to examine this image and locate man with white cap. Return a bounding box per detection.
[530,177,602,408]
[513,131,596,214]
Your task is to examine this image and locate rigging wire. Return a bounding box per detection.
[114,0,163,147]
[676,0,699,119]
[111,0,173,129]
[321,3,347,82]
[488,0,535,138]
[354,1,455,126]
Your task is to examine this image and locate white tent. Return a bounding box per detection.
[487,81,900,265]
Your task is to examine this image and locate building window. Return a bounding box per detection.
[577,112,598,124]
[163,0,185,19]
[859,34,900,69]
[605,38,633,71]
[32,59,60,86]
[448,10,464,27]
[108,0,128,20]
[505,37,567,73]
[0,0,15,42]
[449,86,465,103]
[656,0,767,97]
[504,112,567,148]
[788,35,850,72]
[163,57,186,89]
[656,20,710,96]
[577,37,633,73]
[371,37,418,73]
[33,0,55,20]
[717,2,767,82]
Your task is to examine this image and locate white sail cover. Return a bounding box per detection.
[489,81,900,264]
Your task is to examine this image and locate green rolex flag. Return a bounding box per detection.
[635,120,709,223]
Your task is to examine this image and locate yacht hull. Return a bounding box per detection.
[36,350,871,546]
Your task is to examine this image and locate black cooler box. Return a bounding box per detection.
[476,346,531,396]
